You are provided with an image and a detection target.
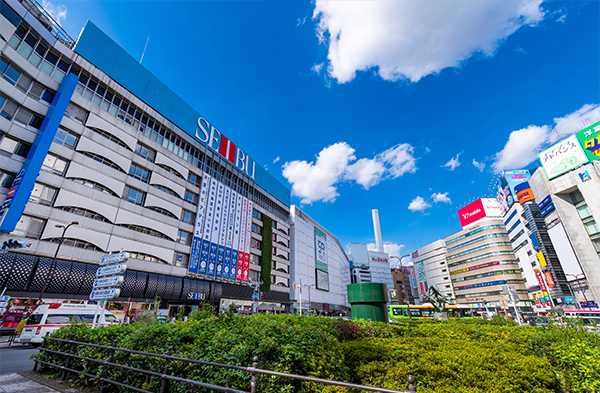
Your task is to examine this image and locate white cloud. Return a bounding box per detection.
[408,196,431,212]
[296,16,307,27]
[556,14,566,24]
[273,157,280,164]
[311,63,324,75]
[432,192,452,204]
[42,0,67,25]
[425,147,431,153]
[443,154,461,171]
[491,103,600,172]
[313,0,545,84]
[282,142,417,203]
[472,159,486,172]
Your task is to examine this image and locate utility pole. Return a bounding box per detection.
[248,281,263,315]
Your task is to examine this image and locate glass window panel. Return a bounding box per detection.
[75,84,84,95]
[45,51,58,65]
[8,35,21,49]
[2,100,18,118]
[17,44,33,59]
[57,60,69,72]
[29,83,44,99]
[51,68,65,83]
[100,100,110,111]
[24,33,37,47]
[3,66,21,85]
[12,215,30,236]
[0,58,7,73]
[585,220,600,235]
[0,137,18,154]
[16,73,32,92]
[109,105,118,116]
[577,204,592,219]
[92,94,102,106]
[27,218,44,237]
[42,90,54,103]
[35,42,47,56]
[29,52,42,67]
[40,61,54,75]
[29,115,43,129]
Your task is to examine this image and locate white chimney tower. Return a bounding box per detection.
[372,209,384,252]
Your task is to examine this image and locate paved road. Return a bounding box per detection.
[0,346,38,374]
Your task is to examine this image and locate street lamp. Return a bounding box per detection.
[390,255,413,320]
[37,221,78,305]
[565,273,590,310]
[304,284,314,315]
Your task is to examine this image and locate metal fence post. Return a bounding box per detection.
[61,335,78,381]
[250,355,259,393]
[99,339,118,393]
[407,375,417,392]
[33,337,47,371]
[160,346,173,393]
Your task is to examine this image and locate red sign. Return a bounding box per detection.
[535,270,548,292]
[458,199,486,227]
[544,272,555,288]
[517,187,535,204]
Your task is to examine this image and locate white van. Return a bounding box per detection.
[17,303,119,346]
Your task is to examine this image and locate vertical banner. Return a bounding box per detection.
[231,193,242,280]
[208,182,224,276]
[216,187,229,278]
[236,197,248,280]
[199,177,217,275]
[189,174,211,273]
[314,227,328,272]
[242,200,253,282]
[224,190,237,280]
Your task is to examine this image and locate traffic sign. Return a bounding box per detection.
[89,288,121,301]
[0,295,10,302]
[96,264,127,277]
[0,302,8,308]
[251,293,259,302]
[0,308,6,314]
[93,276,124,289]
[99,252,130,266]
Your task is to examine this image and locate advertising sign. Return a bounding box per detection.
[456,280,507,291]
[369,252,389,264]
[236,198,248,280]
[242,200,253,282]
[314,227,328,272]
[92,276,124,288]
[216,187,230,278]
[534,269,553,306]
[575,119,600,162]
[96,264,127,277]
[544,271,555,288]
[189,174,211,274]
[202,178,217,275]
[231,194,242,280]
[540,202,555,217]
[100,252,129,266]
[416,261,428,298]
[89,288,121,301]
[539,135,589,180]
[449,261,500,275]
[208,183,224,276]
[538,195,552,210]
[514,182,535,204]
[537,251,547,268]
[223,189,236,280]
[458,199,499,227]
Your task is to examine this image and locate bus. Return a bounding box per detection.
[562,309,600,330]
[388,304,474,321]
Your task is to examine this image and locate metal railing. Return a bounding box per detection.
[16,0,75,47]
[34,336,417,393]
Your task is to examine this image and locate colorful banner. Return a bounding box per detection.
[200,178,217,275]
[456,280,507,291]
[216,187,230,278]
[242,200,253,281]
[223,190,237,280]
[539,135,589,180]
[207,181,223,276]
[535,269,553,306]
[537,251,547,267]
[544,271,555,288]
[450,261,500,275]
[231,194,242,280]
[314,227,328,272]
[236,198,248,280]
[189,174,211,273]
[576,120,600,162]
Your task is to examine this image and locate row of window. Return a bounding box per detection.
[0,91,44,128]
[447,242,513,260]
[447,251,515,268]
[0,133,31,158]
[454,289,528,300]
[0,53,55,103]
[446,232,508,252]
[452,269,521,283]
[571,190,600,258]
[445,225,505,245]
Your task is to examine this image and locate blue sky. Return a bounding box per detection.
[47,0,599,261]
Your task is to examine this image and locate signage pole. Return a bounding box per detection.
[92,302,100,329]
[98,300,106,328]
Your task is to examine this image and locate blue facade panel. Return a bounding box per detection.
[74,22,290,206]
[0,73,79,233]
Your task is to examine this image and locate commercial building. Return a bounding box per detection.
[289,206,350,314]
[0,0,291,314]
[412,240,454,302]
[390,267,414,305]
[526,126,600,307]
[347,243,394,291]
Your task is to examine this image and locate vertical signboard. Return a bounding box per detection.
[230,193,242,280]
[416,261,428,299]
[539,135,589,180]
[576,120,600,162]
[242,200,253,281]
[199,177,217,275]
[534,269,553,307]
[314,227,328,272]
[208,182,224,276]
[216,187,229,278]
[236,198,248,280]
[223,189,236,280]
[189,174,211,273]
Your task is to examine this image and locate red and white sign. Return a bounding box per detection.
[458,198,501,228]
[369,251,389,264]
[544,271,555,288]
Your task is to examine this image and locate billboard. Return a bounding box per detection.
[314,227,328,272]
[495,169,530,215]
[189,174,211,274]
[575,119,600,162]
[514,182,535,204]
[458,199,501,228]
[539,135,589,180]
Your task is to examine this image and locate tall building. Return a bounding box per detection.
[289,206,350,314]
[347,243,394,291]
[412,240,454,302]
[0,0,291,313]
[391,267,414,305]
[447,199,530,311]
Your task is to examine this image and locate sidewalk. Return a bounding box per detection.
[0,372,80,392]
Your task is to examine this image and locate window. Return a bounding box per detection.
[0,171,15,188]
[181,210,193,224]
[123,186,146,206]
[128,163,150,183]
[249,270,259,282]
[27,82,55,104]
[0,56,23,86]
[53,128,78,149]
[58,206,109,222]
[119,224,171,240]
[157,164,185,180]
[174,252,189,267]
[41,154,68,176]
[146,206,177,219]
[71,178,118,197]
[81,152,123,172]
[250,254,260,265]
[187,172,199,186]
[12,215,45,238]
[184,190,198,204]
[29,183,57,206]
[13,106,43,129]
[570,190,600,258]
[252,210,262,220]
[252,223,262,235]
[251,239,261,249]
[48,237,102,252]
[129,251,168,265]
[177,230,191,245]
[90,128,130,150]
[0,93,18,120]
[134,143,155,162]
[64,103,88,124]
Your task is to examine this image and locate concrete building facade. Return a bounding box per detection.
[412,240,454,302]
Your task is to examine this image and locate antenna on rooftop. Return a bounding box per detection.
[140,36,150,64]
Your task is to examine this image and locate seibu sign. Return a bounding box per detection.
[195,118,256,179]
[457,198,501,228]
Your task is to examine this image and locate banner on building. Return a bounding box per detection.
[223,190,237,279]
[314,227,328,272]
[231,194,242,280]
[539,135,589,180]
[242,199,253,282]
[236,198,248,280]
[576,119,600,162]
[189,174,212,274]
[544,271,555,288]
[216,187,230,278]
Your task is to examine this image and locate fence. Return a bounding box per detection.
[34,336,417,393]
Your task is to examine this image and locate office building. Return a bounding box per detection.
[0,0,291,312]
[412,240,454,302]
[390,267,414,305]
[289,206,350,314]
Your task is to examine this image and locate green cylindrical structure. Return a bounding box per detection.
[347,283,389,322]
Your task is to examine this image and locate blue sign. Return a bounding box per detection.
[0,74,79,232]
[589,300,598,308]
[564,296,575,303]
[538,195,552,210]
[457,280,507,291]
[540,202,555,218]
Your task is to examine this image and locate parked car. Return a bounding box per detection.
[16,303,118,346]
